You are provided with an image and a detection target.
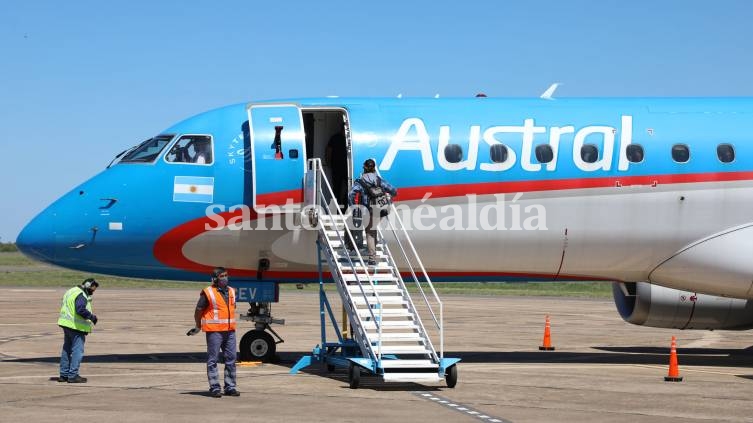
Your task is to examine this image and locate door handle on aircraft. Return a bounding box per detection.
[273,126,283,159]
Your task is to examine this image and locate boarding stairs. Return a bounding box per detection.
[292,159,458,387]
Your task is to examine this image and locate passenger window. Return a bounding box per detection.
[490,144,508,163]
[626,144,644,163]
[165,135,213,165]
[580,144,599,163]
[444,144,463,164]
[671,144,690,163]
[717,143,735,163]
[535,144,554,164]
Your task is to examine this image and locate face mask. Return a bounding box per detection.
[216,276,229,288]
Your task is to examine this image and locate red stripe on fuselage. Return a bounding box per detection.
[397,171,753,200]
[153,190,305,277]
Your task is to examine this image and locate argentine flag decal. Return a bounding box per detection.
[173,176,214,203]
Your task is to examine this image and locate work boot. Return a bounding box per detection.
[224,389,240,397]
[67,375,87,383]
[210,390,222,398]
[57,376,67,382]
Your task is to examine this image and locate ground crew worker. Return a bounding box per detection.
[57,278,99,383]
[189,267,240,398]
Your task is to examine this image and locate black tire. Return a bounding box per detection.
[348,363,360,389]
[239,330,276,362]
[445,365,458,388]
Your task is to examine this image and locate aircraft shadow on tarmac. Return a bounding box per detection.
[6,346,753,386]
[6,347,753,367]
[451,346,753,367]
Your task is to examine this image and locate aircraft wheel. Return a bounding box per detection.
[239,330,276,362]
[348,363,360,389]
[445,365,458,388]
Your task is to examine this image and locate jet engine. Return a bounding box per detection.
[612,282,753,330]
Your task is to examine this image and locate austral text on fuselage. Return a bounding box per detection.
[379,115,635,173]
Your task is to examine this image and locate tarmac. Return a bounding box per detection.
[1,287,753,422]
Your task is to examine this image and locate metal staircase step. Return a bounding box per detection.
[352,296,407,305]
[340,262,392,271]
[356,308,411,317]
[382,373,443,382]
[380,359,437,368]
[367,332,423,342]
[325,230,383,239]
[347,285,403,294]
[321,218,347,224]
[373,345,432,355]
[361,320,418,329]
[332,249,386,257]
[342,273,397,282]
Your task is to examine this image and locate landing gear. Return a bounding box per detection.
[238,302,284,362]
[445,365,458,388]
[239,330,276,362]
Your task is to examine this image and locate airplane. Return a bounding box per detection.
[16,96,753,367]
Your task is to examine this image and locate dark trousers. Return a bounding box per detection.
[59,326,86,378]
[206,331,237,393]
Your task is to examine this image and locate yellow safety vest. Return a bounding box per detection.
[57,287,93,333]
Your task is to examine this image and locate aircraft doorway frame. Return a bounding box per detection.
[301,107,352,207]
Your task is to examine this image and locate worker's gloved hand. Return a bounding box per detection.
[90,315,98,325]
[186,327,200,336]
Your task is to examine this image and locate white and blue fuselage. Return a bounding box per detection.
[17,97,753,303]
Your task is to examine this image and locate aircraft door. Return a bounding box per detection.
[248,104,306,212]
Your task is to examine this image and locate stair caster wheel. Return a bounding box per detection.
[445,365,458,388]
[348,363,361,389]
[239,329,276,362]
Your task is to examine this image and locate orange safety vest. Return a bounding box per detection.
[200,286,237,332]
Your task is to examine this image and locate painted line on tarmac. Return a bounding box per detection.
[412,391,511,423]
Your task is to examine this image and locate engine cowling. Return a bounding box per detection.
[613,282,753,330]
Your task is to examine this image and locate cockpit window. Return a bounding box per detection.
[120,134,174,163]
[165,135,213,165]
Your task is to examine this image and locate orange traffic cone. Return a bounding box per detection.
[539,315,555,351]
[664,336,683,382]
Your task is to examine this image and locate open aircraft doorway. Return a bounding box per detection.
[303,108,351,208]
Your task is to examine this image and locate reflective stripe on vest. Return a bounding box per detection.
[57,287,93,333]
[201,286,236,332]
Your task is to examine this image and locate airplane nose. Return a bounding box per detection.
[17,208,56,263]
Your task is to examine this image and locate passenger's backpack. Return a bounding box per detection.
[359,177,391,216]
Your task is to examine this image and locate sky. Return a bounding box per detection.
[1,0,752,242]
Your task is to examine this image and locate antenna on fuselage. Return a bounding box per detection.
[541,82,562,100]
[540,82,561,100]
